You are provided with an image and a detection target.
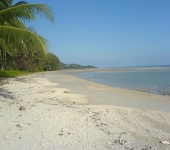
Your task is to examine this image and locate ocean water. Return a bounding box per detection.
[74,66,170,95]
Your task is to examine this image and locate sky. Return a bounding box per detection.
[14,0,170,68]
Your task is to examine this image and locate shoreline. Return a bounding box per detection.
[0,72,170,149]
[59,67,170,96]
[44,71,170,112]
[58,66,170,73]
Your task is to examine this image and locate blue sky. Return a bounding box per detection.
[15,0,170,68]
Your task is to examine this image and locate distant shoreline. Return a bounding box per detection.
[59,65,170,73]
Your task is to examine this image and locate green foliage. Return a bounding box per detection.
[1,51,60,72]
[0,1,54,69]
[0,1,60,73]
[60,63,96,69]
[44,53,60,71]
[0,3,53,56]
[0,70,31,78]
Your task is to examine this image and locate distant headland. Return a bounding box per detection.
[60,63,97,69]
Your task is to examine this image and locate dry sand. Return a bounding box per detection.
[0,71,170,150]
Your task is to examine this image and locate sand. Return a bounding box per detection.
[0,70,170,150]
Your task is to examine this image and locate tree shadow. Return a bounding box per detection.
[0,87,15,100]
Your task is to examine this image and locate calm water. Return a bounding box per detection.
[74,67,170,95]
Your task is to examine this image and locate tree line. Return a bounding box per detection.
[0,0,60,72]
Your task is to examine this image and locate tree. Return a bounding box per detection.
[44,53,60,71]
[0,1,54,69]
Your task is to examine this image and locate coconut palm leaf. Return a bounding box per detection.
[0,3,53,55]
[0,0,27,10]
[0,1,54,70]
[0,40,13,55]
[0,1,6,10]
[12,1,28,7]
[3,18,26,29]
[0,25,49,55]
[11,19,26,28]
[0,3,54,25]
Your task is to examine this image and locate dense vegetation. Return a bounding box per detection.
[60,63,96,69]
[44,53,60,71]
[0,0,60,76]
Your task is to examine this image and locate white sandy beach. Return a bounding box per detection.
[0,71,170,150]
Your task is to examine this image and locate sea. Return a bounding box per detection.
[74,66,170,96]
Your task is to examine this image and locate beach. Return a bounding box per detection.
[0,70,170,150]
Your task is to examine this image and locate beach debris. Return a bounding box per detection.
[101,123,108,126]
[160,141,170,145]
[119,139,127,145]
[19,106,26,111]
[16,124,23,128]
[64,91,68,93]
[106,109,109,113]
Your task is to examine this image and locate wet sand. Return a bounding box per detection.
[0,71,170,150]
[44,71,170,112]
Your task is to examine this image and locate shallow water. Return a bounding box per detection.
[74,67,170,95]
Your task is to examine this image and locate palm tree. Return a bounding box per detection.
[0,1,54,69]
[0,0,27,10]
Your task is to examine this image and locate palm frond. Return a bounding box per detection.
[12,19,26,29]
[0,25,49,55]
[0,1,6,10]
[3,18,26,29]
[0,39,13,55]
[0,4,54,24]
[0,0,12,10]
[12,1,28,7]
